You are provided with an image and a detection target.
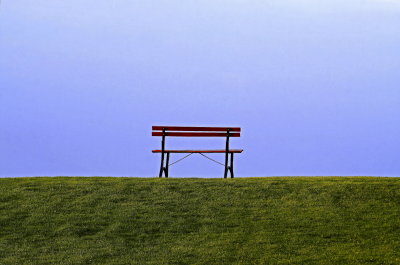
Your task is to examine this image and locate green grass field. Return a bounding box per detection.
[0,177,399,264]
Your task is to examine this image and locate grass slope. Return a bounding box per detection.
[0,177,399,264]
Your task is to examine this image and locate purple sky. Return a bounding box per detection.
[1,0,399,177]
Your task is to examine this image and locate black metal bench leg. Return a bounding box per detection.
[165,152,170,178]
[224,152,235,178]
[229,153,234,178]
[159,152,170,178]
[224,152,229,179]
[159,151,165,178]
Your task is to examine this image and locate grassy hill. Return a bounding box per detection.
[0,177,399,264]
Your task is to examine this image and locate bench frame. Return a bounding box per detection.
[152,126,243,178]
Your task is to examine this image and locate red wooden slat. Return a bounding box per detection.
[152,126,240,132]
[152,132,240,137]
[152,149,244,153]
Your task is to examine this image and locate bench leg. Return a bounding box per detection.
[159,152,170,178]
[224,153,234,178]
[224,152,229,178]
[229,153,234,178]
[165,152,170,178]
[224,153,235,178]
[159,151,165,178]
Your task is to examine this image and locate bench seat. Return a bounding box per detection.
[152,149,243,153]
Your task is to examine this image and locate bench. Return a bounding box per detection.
[152,126,243,178]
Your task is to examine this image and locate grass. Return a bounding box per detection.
[0,177,399,264]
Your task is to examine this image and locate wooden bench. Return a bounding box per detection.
[152,126,243,178]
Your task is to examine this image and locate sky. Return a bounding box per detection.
[1,0,399,177]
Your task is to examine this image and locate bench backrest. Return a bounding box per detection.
[152,126,241,137]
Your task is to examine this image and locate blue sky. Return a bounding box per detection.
[1,0,399,177]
